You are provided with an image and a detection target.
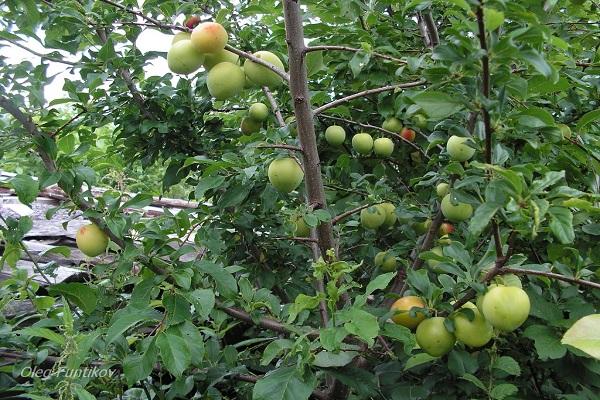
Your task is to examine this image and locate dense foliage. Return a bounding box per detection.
[1,0,600,399]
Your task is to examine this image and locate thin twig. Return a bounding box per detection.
[262,87,286,127]
[4,39,79,66]
[50,109,86,138]
[313,80,425,115]
[305,45,407,64]
[499,268,600,290]
[332,203,379,225]
[256,144,304,152]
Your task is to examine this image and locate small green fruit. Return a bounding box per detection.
[380,202,397,227]
[267,158,304,193]
[249,102,269,122]
[373,138,394,157]
[240,117,261,134]
[325,125,346,146]
[191,22,228,54]
[360,204,386,229]
[416,317,456,357]
[413,114,428,129]
[382,117,403,133]
[244,51,285,88]
[206,62,245,100]
[375,251,397,272]
[76,223,109,257]
[452,302,493,348]
[426,246,444,270]
[172,32,191,44]
[441,194,473,222]
[436,183,450,198]
[291,215,310,237]
[446,135,476,162]
[480,286,530,332]
[167,40,204,75]
[203,49,239,70]
[352,133,374,154]
[558,123,572,140]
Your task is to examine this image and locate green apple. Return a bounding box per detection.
[325,125,346,146]
[203,49,239,70]
[426,246,444,270]
[380,202,397,227]
[191,22,228,53]
[172,32,191,44]
[76,223,109,257]
[452,302,493,348]
[413,114,428,129]
[446,135,476,162]
[244,51,285,88]
[167,40,204,75]
[382,117,403,133]
[206,62,245,100]
[352,133,373,154]
[373,137,394,157]
[414,218,432,235]
[441,194,473,222]
[416,317,456,357]
[240,117,261,134]
[360,204,386,229]
[375,251,397,272]
[249,102,269,122]
[436,183,449,198]
[480,285,530,332]
[291,215,310,237]
[267,158,304,193]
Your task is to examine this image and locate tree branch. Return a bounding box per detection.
[498,268,600,290]
[225,45,290,83]
[313,80,425,115]
[4,38,80,66]
[422,13,440,47]
[332,203,378,225]
[262,86,286,127]
[257,144,304,152]
[49,109,86,138]
[305,45,407,64]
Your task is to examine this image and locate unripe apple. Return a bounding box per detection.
[373,137,394,157]
[360,204,386,229]
[446,135,476,162]
[206,62,245,100]
[452,302,493,348]
[185,15,201,29]
[438,222,454,236]
[352,132,373,154]
[243,51,285,88]
[480,285,530,332]
[167,40,204,75]
[426,246,444,270]
[375,251,397,272]
[416,317,456,357]
[436,182,450,198]
[172,32,191,44]
[413,114,428,129]
[203,49,239,70]
[437,234,452,246]
[76,223,109,257]
[191,22,228,53]
[441,194,473,222]
[558,123,572,140]
[240,117,261,134]
[267,158,304,193]
[380,202,397,227]
[391,296,426,329]
[325,125,346,146]
[291,215,310,237]
[249,102,269,122]
[400,127,416,142]
[382,117,403,133]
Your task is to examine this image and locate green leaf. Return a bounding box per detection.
[519,49,553,78]
[306,51,324,76]
[530,171,564,194]
[106,307,162,344]
[194,261,237,298]
[348,51,371,78]
[381,323,416,354]
[460,373,487,391]
[484,8,504,31]
[493,356,521,376]
[467,203,500,239]
[156,329,191,377]
[354,272,396,307]
[548,207,575,244]
[16,327,65,346]
[253,366,315,400]
[405,353,437,370]
[10,175,39,205]
[73,386,96,400]
[337,307,379,347]
[523,325,567,360]
[575,109,600,132]
[185,288,215,321]
[561,314,600,360]
[123,340,158,385]
[121,194,153,209]
[412,91,464,120]
[48,283,97,314]
[313,351,358,368]
[490,383,518,400]
[261,339,294,366]
[163,293,191,326]
[288,294,321,323]
[195,176,226,199]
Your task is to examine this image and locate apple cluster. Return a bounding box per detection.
[390,282,531,357]
[166,21,285,100]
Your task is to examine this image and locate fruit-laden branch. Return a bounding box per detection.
[318,114,429,158]
[383,208,444,308]
[331,203,379,225]
[499,268,600,290]
[257,144,304,152]
[313,80,425,115]
[262,87,286,127]
[94,0,291,83]
[305,45,407,64]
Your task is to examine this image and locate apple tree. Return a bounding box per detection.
[1,0,600,399]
